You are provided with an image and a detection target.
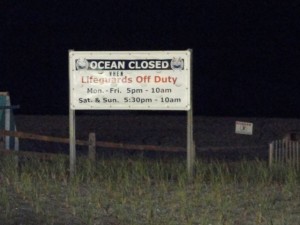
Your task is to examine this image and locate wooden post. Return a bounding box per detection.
[187,49,195,179]
[69,108,76,177]
[269,142,273,168]
[69,49,76,178]
[187,108,194,178]
[88,132,96,161]
[0,139,4,150]
[5,95,10,150]
[295,142,298,169]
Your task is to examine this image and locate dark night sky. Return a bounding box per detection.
[1,1,299,117]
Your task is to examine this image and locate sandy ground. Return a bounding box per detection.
[13,113,300,160]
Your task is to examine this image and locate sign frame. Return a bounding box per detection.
[69,51,191,111]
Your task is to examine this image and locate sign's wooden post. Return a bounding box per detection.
[187,49,195,178]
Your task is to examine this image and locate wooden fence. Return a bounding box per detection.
[1,129,270,161]
[269,139,300,169]
[0,130,186,160]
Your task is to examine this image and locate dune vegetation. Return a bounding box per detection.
[1,154,300,225]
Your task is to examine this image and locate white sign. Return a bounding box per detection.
[235,121,253,135]
[69,51,191,110]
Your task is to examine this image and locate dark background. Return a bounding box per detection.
[1,1,299,117]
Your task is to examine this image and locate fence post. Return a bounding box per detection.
[88,132,96,161]
[295,142,298,169]
[0,140,4,149]
[269,142,273,168]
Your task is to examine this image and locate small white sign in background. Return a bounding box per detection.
[235,121,253,135]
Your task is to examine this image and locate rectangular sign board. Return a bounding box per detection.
[235,121,253,135]
[69,50,191,110]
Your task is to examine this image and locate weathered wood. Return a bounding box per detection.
[269,139,300,169]
[88,132,96,161]
[0,130,88,146]
[269,142,273,167]
[2,129,271,158]
[95,141,186,152]
[0,129,186,152]
[0,132,4,150]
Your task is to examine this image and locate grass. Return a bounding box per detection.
[0,154,300,225]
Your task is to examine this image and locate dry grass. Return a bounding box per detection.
[1,155,300,225]
[1,114,299,224]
